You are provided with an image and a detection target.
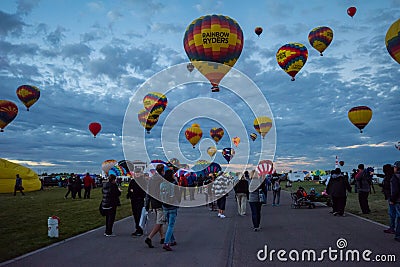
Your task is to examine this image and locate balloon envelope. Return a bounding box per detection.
[232,136,240,147]
[16,85,40,111]
[253,116,272,138]
[138,108,159,133]
[257,160,275,176]
[210,127,224,144]
[89,122,101,137]
[108,165,127,177]
[207,146,217,157]
[250,133,257,141]
[185,123,203,148]
[0,158,41,193]
[276,43,308,81]
[143,92,167,116]
[348,106,372,133]
[385,19,400,64]
[255,27,263,36]
[347,7,357,17]
[0,100,18,132]
[102,159,117,176]
[308,26,333,56]
[187,63,194,72]
[222,147,235,163]
[183,14,244,92]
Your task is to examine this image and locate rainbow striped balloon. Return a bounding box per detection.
[276,43,308,81]
[143,92,167,116]
[308,26,333,56]
[108,165,126,177]
[385,19,400,64]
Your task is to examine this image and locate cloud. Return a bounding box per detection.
[45,26,67,47]
[16,0,40,16]
[0,10,26,36]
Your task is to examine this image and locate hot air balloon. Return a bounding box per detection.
[395,142,400,151]
[89,122,101,138]
[257,160,275,176]
[347,7,357,18]
[192,160,211,174]
[207,146,217,157]
[232,136,240,147]
[210,127,224,144]
[276,43,308,81]
[118,160,135,174]
[108,165,126,177]
[0,100,18,132]
[339,161,345,166]
[204,162,222,176]
[143,92,168,116]
[138,108,159,134]
[385,19,400,64]
[250,133,257,141]
[253,116,272,139]
[255,27,263,37]
[16,85,40,111]
[308,26,333,56]
[222,147,235,164]
[102,159,117,176]
[183,14,244,92]
[348,106,372,133]
[187,63,195,72]
[185,123,203,148]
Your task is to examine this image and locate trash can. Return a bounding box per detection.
[48,216,60,238]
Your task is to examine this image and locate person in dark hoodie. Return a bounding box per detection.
[326,168,351,216]
[101,174,121,236]
[390,161,400,242]
[127,171,147,237]
[381,164,395,234]
[234,174,249,216]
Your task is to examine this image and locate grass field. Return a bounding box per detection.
[0,182,390,263]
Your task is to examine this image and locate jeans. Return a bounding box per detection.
[236,193,247,215]
[249,202,262,228]
[272,190,280,205]
[388,201,396,230]
[163,207,178,244]
[394,203,400,239]
[105,207,117,235]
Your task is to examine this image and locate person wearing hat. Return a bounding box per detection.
[390,161,400,242]
[101,174,122,237]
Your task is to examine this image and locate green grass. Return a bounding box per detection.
[0,186,132,263]
[285,181,389,225]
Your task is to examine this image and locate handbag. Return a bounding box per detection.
[259,189,267,204]
[139,207,148,229]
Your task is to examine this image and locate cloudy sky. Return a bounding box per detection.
[0,0,399,174]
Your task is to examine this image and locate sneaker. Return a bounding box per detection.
[104,234,116,237]
[384,228,395,234]
[219,214,226,218]
[333,212,339,216]
[131,231,143,237]
[145,238,154,248]
[160,238,165,244]
[217,213,221,217]
[163,244,172,251]
[254,227,260,232]
[170,241,177,246]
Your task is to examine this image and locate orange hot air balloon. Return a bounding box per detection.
[89,122,101,138]
[348,106,372,133]
[232,136,240,147]
[16,85,40,111]
[210,127,224,144]
[185,123,203,148]
[0,100,18,132]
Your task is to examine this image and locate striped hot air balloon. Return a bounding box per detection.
[143,92,167,116]
[138,108,159,134]
[253,116,272,139]
[0,100,18,132]
[185,123,203,148]
[257,160,275,176]
[348,106,372,133]
[276,43,308,81]
[108,165,127,177]
[210,127,224,144]
[101,160,117,176]
[183,14,244,92]
[250,133,258,141]
[385,19,400,64]
[16,85,40,111]
[308,26,333,56]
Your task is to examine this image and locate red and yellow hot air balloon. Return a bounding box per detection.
[254,116,272,139]
[143,92,167,116]
[255,27,263,37]
[385,19,400,65]
[308,26,333,56]
[138,108,159,134]
[183,14,244,92]
[0,100,18,132]
[347,7,357,18]
[185,123,203,148]
[276,43,308,81]
[210,127,224,144]
[89,122,101,138]
[16,85,40,111]
[232,136,240,147]
[348,106,372,133]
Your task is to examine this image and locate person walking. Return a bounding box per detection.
[326,168,352,216]
[127,172,147,237]
[14,174,25,196]
[381,164,395,234]
[71,174,82,199]
[187,172,197,200]
[390,161,400,242]
[233,174,249,216]
[144,164,166,248]
[64,174,74,199]
[248,174,267,231]
[272,177,281,206]
[160,169,180,251]
[83,173,95,199]
[101,174,121,237]
[213,172,229,218]
[355,164,372,214]
[178,173,188,201]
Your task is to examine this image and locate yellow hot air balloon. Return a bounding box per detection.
[253,116,272,139]
[185,123,203,148]
[308,26,333,56]
[385,19,400,64]
[232,136,240,147]
[276,43,308,81]
[348,106,372,133]
[143,92,168,116]
[207,146,217,157]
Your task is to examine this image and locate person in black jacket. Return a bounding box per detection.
[127,172,147,237]
[381,164,395,234]
[101,174,121,237]
[233,175,249,216]
[326,168,351,216]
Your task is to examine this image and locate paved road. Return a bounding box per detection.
[2,190,399,267]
